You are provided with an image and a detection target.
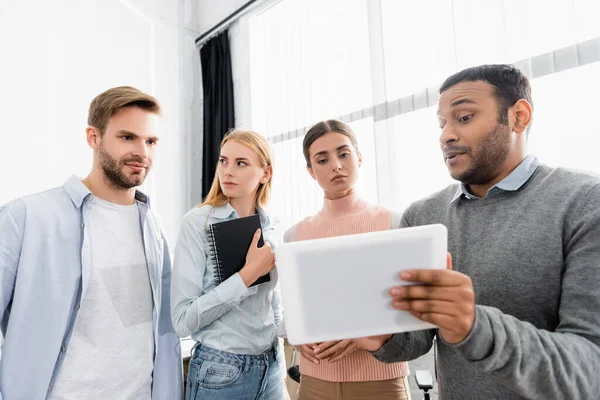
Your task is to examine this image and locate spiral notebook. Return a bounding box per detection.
[205,214,271,287]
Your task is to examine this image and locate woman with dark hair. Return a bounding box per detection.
[284,120,411,399]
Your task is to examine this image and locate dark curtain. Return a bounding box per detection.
[201,30,235,199]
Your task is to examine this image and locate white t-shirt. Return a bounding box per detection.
[52,197,154,400]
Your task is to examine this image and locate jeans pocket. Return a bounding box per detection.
[196,359,242,389]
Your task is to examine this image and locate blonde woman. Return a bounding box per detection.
[171,129,287,400]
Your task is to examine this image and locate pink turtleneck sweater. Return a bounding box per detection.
[284,193,409,382]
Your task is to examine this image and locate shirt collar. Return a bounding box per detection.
[212,203,273,228]
[451,155,540,203]
[212,203,237,219]
[63,174,150,208]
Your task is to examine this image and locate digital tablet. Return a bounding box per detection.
[275,223,447,345]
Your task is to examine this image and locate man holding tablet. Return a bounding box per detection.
[357,64,600,399]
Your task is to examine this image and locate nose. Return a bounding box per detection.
[333,161,342,172]
[132,140,150,160]
[439,125,458,147]
[224,163,234,177]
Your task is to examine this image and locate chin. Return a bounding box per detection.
[327,183,352,193]
[127,175,145,187]
[220,188,236,198]
[448,166,466,181]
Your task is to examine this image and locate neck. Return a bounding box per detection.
[229,194,257,218]
[324,187,356,200]
[321,190,367,218]
[468,151,527,198]
[82,167,137,205]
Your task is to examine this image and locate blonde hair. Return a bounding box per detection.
[200,129,274,209]
[88,86,161,135]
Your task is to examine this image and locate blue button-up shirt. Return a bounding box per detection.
[0,176,183,400]
[451,155,540,203]
[171,203,284,355]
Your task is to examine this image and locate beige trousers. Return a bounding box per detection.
[297,375,412,400]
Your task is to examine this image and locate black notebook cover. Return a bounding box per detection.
[205,214,272,287]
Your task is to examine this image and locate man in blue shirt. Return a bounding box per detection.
[0,86,183,399]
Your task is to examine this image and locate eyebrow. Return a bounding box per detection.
[437,98,477,115]
[313,144,351,159]
[219,155,251,162]
[118,130,159,142]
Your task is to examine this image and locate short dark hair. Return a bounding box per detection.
[303,119,360,167]
[440,64,533,128]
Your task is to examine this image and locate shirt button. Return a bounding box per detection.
[81,223,85,228]
[61,346,66,352]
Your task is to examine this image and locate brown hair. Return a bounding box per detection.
[88,86,161,135]
[200,129,274,209]
[302,119,360,167]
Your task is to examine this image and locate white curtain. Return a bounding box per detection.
[239,0,600,229]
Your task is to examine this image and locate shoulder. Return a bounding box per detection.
[406,184,459,213]
[182,205,215,224]
[398,184,459,227]
[284,215,317,242]
[2,186,72,220]
[358,202,407,230]
[539,165,600,217]
[363,202,395,217]
[259,207,281,231]
[535,164,600,195]
[0,199,26,224]
[176,205,218,241]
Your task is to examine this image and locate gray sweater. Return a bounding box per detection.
[371,162,600,399]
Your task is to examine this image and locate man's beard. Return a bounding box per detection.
[98,144,151,189]
[451,123,511,185]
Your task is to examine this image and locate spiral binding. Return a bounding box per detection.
[206,224,224,285]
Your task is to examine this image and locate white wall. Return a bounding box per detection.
[0,0,203,244]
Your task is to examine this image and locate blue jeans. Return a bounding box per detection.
[186,342,285,400]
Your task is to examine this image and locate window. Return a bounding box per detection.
[241,0,600,229]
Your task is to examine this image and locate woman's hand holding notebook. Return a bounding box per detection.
[205,214,273,288]
[239,229,275,287]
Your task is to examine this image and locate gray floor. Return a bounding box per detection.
[407,349,438,400]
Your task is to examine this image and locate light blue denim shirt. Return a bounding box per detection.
[171,203,284,355]
[0,176,183,400]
